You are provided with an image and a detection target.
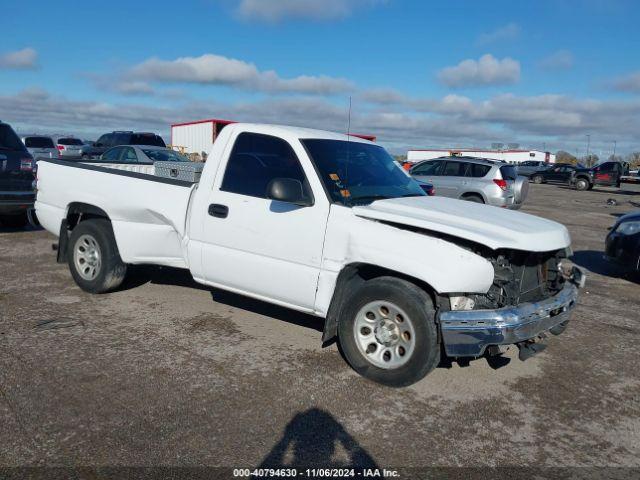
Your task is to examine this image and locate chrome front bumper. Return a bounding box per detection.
[439,280,580,358]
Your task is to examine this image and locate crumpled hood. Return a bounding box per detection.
[352,196,571,252]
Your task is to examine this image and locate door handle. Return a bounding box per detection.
[208,204,229,218]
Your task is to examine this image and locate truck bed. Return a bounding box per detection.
[36,159,197,268]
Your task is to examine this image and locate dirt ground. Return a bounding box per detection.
[1,183,639,478]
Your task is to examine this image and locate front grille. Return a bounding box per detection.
[473,250,565,309]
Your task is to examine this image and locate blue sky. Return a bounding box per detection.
[1,0,639,156]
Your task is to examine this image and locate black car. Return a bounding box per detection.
[0,120,35,227]
[530,163,577,185]
[606,211,640,272]
[570,161,623,191]
[87,131,166,158]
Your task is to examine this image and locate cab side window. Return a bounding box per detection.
[411,160,442,176]
[221,132,310,199]
[102,147,122,162]
[442,161,468,177]
[121,147,138,163]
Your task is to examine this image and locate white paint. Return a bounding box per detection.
[36,123,573,319]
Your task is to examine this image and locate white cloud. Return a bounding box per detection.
[2,87,639,156]
[438,54,521,88]
[234,0,386,22]
[476,23,520,46]
[611,71,640,93]
[127,53,353,94]
[0,47,38,70]
[539,50,574,71]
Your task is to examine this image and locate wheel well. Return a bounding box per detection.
[66,202,110,230]
[461,192,485,201]
[57,203,110,264]
[575,175,591,182]
[322,263,438,343]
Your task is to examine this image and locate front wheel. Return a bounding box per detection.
[575,178,590,191]
[338,276,440,387]
[67,219,127,293]
[532,175,544,184]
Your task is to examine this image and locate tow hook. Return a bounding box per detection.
[517,336,547,361]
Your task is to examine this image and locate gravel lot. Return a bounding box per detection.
[1,183,639,477]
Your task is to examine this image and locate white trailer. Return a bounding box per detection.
[407,149,556,165]
[170,118,235,158]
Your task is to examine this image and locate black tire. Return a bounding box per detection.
[575,178,590,191]
[81,154,90,161]
[67,219,127,293]
[549,321,569,336]
[0,212,29,228]
[532,175,544,184]
[463,194,484,203]
[338,276,439,387]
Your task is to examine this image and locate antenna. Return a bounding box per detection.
[347,96,352,137]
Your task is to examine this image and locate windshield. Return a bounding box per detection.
[142,148,189,162]
[0,125,27,151]
[25,137,55,148]
[302,139,425,205]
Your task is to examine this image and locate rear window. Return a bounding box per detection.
[25,137,55,148]
[131,134,166,147]
[141,149,189,162]
[0,124,26,151]
[500,165,518,180]
[58,138,83,146]
[467,163,491,178]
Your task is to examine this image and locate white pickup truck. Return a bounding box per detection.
[35,123,584,387]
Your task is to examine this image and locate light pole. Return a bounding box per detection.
[613,140,617,159]
[586,134,591,166]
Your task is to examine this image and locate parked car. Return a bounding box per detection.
[530,164,577,185]
[0,120,35,227]
[21,135,59,162]
[409,156,528,209]
[95,145,190,164]
[54,137,84,159]
[90,131,166,158]
[517,160,551,177]
[570,161,624,191]
[36,123,584,387]
[606,211,640,272]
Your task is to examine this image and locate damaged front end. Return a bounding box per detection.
[439,248,585,359]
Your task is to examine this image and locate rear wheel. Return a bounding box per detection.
[0,212,29,228]
[338,276,439,387]
[532,175,544,184]
[575,178,590,191]
[67,219,127,293]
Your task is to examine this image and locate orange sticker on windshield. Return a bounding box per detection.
[340,189,351,198]
[329,173,340,181]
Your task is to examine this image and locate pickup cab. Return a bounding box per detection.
[35,124,584,387]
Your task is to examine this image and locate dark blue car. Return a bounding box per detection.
[606,211,640,272]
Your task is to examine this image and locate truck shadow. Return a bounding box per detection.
[258,408,379,469]
[120,265,324,333]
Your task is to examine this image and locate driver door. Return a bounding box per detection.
[199,132,330,310]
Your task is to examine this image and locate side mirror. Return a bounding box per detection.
[267,178,312,207]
